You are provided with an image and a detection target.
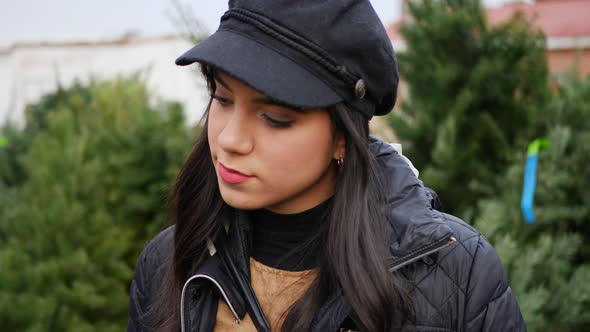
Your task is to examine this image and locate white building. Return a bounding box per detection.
[0,35,209,126]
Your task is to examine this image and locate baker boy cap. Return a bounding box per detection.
[176,0,399,118]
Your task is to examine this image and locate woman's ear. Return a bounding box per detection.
[333,133,346,162]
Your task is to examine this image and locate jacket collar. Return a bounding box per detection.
[305,137,457,331]
[368,136,454,269]
[307,137,455,331]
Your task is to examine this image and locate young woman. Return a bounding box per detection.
[128,0,526,331]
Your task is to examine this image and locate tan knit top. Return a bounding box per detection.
[214,257,317,331]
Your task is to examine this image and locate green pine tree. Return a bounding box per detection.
[474,73,590,332]
[1,82,100,187]
[0,76,193,331]
[388,0,549,218]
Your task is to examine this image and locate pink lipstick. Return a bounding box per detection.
[218,163,253,184]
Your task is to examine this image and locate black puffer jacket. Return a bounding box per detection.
[128,137,526,331]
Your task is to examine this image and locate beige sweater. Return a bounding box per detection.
[214,258,317,331]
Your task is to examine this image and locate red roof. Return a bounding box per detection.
[386,20,404,42]
[386,0,590,41]
[487,0,590,37]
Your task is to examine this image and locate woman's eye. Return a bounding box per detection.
[262,114,294,128]
[211,94,232,106]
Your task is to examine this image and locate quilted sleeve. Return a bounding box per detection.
[127,244,154,331]
[464,235,527,332]
[127,226,174,332]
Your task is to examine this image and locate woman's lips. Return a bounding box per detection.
[218,163,254,184]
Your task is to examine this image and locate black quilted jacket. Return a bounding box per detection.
[128,137,526,331]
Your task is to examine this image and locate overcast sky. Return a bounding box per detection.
[0,0,518,44]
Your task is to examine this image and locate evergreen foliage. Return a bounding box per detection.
[0,76,192,331]
[388,0,549,217]
[473,74,590,331]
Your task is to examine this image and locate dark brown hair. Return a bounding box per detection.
[153,65,415,331]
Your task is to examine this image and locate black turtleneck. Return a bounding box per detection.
[249,199,331,272]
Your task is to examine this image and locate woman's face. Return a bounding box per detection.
[208,72,345,214]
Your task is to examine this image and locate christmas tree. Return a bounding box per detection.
[388,0,549,218]
[474,72,590,331]
[0,76,192,331]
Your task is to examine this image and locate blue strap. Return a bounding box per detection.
[521,154,538,223]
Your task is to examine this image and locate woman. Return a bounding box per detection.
[128,0,526,331]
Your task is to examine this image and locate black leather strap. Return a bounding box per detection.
[220,245,271,332]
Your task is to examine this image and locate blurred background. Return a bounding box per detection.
[1,0,589,331]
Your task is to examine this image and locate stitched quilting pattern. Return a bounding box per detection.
[398,215,482,331]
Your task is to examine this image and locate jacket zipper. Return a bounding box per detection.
[388,236,456,272]
[180,274,241,332]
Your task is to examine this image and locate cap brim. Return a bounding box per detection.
[175,30,342,109]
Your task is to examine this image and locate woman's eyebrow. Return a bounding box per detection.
[214,76,232,92]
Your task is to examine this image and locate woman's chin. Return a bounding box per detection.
[219,189,264,211]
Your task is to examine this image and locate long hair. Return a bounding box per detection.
[154,65,415,331]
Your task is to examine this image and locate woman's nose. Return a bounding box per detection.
[216,107,254,155]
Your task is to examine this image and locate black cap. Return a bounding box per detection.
[175,0,398,118]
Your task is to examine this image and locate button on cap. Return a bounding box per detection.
[354,79,366,99]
